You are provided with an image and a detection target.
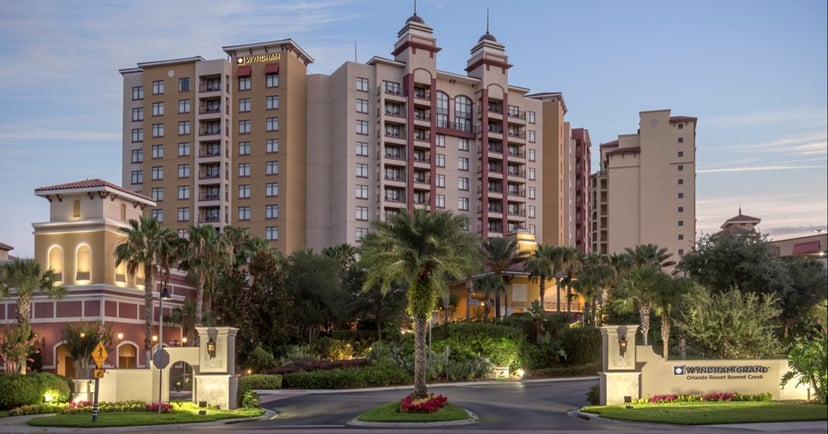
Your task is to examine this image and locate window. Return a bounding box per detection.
[131,128,143,142]
[239,98,251,112]
[238,184,250,199]
[678,192,684,199]
[455,96,473,131]
[527,111,536,124]
[678,206,684,212]
[266,95,279,110]
[152,144,163,159]
[678,164,684,171]
[678,137,684,143]
[178,99,190,113]
[151,209,163,222]
[132,86,144,100]
[436,92,448,128]
[528,224,536,234]
[239,163,251,177]
[436,154,445,168]
[177,207,190,222]
[177,164,190,178]
[132,107,144,121]
[436,134,445,148]
[436,194,445,208]
[678,248,685,256]
[356,120,369,135]
[458,177,469,191]
[356,98,369,113]
[356,77,369,92]
[356,141,368,156]
[266,161,279,175]
[436,174,445,188]
[266,73,279,88]
[529,130,536,143]
[151,166,163,180]
[266,182,278,197]
[677,123,684,129]
[528,187,536,200]
[458,197,469,211]
[356,206,368,221]
[458,139,470,151]
[178,142,190,156]
[678,220,684,227]
[356,163,368,177]
[131,170,143,184]
[678,234,685,241]
[528,205,536,218]
[384,80,401,95]
[265,226,278,241]
[528,149,536,161]
[238,206,251,221]
[266,139,279,153]
[178,185,189,200]
[528,168,536,180]
[355,227,369,241]
[266,117,279,132]
[458,157,469,171]
[152,102,164,116]
[356,184,368,199]
[239,141,250,155]
[239,120,251,134]
[152,80,164,95]
[178,77,190,92]
[239,77,251,91]
[151,187,163,201]
[152,123,164,137]
[678,178,684,185]
[131,149,143,163]
[678,151,684,157]
[178,121,190,135]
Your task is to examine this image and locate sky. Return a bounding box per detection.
[0,0,825,258]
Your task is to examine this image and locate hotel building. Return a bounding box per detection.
[590,109,697,264]
[119,12,586,253]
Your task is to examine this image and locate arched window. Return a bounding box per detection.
[48,246,64,283]
[455,96,473,132]
[72,200,81,218]
[120,203,126,221]
[75,244,91,282]
[436,92,449,128]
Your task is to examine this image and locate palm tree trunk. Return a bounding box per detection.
[16,297,31,375]
[539,280,546,312]
[639,303,650,346]
[661,311,670,360]
[195,275,205,326]
[412,315,429,399]
[144,264,154,367]
[555,278,561,313]
[494,293,501,320]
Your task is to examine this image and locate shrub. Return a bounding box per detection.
[237,374,283,407]
[282,364,411,389]
[0,374,41,410]
[240,390,260,408]
[312,336,355,360]
[560,326,601,366]
[245,346,276,373]
[586,384,600,405]
[30,372,72,404]
[523,334,566,370]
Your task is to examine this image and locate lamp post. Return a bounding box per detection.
[156,286,171,418]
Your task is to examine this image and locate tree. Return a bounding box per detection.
[115,215,178,362]
[1,258,66,374]
[61,321,114,378]
[611,266,668,346]
[481,237,528,320]
[625,243,676,270]
[525,244,555,311]
[572,254,614,326]
[560,247,583,315]
[359,209,479,399]
[676,287,783,359]
[473,273,501,320]
[651,276,695,359]
[284,249,347,342]
[179,224,232,326]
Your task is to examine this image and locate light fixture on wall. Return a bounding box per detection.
[618,330,628,357]
[207,337,217,359]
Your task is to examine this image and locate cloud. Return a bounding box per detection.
[705,109,828,128]
[697,163,826,174]
[696,194,827,238]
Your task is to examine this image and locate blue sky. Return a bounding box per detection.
[0,0,825,258]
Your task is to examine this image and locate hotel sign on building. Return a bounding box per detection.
[235,53,281,65]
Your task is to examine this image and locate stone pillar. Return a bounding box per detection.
[193,327,239,409]
[599,325,640,405]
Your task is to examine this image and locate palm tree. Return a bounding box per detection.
[115,215,178,363]
[624,243,676,270]
[560,247,583,315]
[572,253,614,326]
[612,265,670,346]
[481,237,528,320]
[0,258,65,374]
[473,273,502,320]
[179,224,232,326]
[359,209,479,399]
[525,244,555,311]
[652,276,695,360]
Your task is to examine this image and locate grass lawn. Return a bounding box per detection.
[582,401,828,425]
[357,401,470,423]
[27,406,263,428]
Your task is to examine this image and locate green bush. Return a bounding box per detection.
[237,374,283,407]
[586,384,600,405]
[240,390,260,409]
[0,374,41,410]
[526,361,601,378]
[30,372,72,404]
[523,334,566,370]
[245,346,277,373]
[311,336,355,360]
[282,364,411,389]
[560,326,601,366]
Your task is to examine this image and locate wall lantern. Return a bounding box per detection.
[618,332,628,357]
[207,337,217,359]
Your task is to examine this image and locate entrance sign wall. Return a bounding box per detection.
[599,325,810,405]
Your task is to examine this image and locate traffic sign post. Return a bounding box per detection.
[91,341,107,422]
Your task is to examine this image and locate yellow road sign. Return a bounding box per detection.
[93,369,106,379]
[92,341,108,368]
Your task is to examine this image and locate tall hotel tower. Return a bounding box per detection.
[590,109,696,263]
[120,12,578,253]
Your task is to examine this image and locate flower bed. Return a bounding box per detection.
[633,392,772,405]
[399,393,448,413]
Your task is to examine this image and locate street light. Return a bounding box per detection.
[156,286,171,418]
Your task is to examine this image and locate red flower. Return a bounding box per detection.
[400,394,448,413]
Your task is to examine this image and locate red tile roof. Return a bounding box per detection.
[35,179,151,202]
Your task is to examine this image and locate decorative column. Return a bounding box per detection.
[599,325,640,405]
[193,326,239,409]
